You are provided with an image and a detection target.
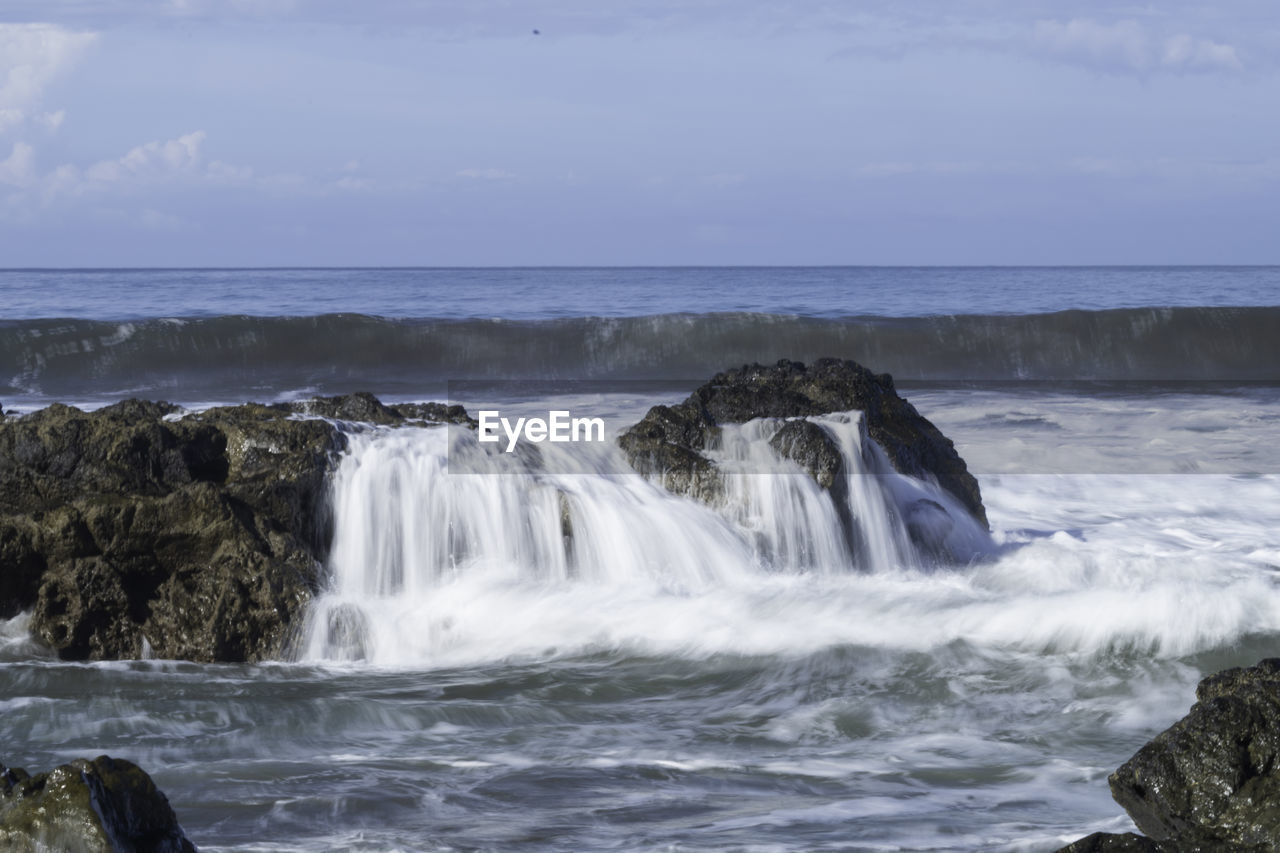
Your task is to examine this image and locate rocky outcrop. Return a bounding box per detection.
[0,393,463,662]
[618,359,987,527]
[1057,659,1280,852]
[284,391,473,427]
[1,755,195,852]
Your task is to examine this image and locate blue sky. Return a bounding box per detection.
[0,1,1277,265]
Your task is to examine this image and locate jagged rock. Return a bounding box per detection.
[768,419,843,490]
[1107,658,1280,850]
[285,392,474,426]
[0,755,196,852]
[1056,659,1280,852]
[386,401,474,426]
[618,359,987,528]
[616,402,722,500]
[0,392,469,662]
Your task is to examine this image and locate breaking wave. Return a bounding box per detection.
[3,307,1278,401]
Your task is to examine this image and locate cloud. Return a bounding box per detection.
[1162,33,1243,72]
[0,23,96,135]
[84,130,206,183]
[1033,18,1243,74]
[0,142,36,187]
[2,130,213,215]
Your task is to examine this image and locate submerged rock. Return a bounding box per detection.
[0,393,466,662]
[0,755,196,852]
[1056,659,1280,852]
[1055,832,1166,852]
[618,359,987,528]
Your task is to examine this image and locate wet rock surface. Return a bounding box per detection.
[0,393,463,662]
[618,358,987,527]
[1055,832,1167,852]
[284,391,473,427]
[1057,659,1280,853]
[0,755,196,852]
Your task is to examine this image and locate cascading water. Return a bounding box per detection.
[299,413,993,665]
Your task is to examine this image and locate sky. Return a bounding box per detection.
[0,1,1277,266]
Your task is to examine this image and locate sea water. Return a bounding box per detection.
[2,267,1279,851]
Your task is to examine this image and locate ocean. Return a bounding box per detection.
[2,266,1279,851]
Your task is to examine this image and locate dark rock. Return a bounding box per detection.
[1106,658,1280,851]
[0,516,44,619]
[285,393,474,427]
[0,392,469,662]
[387,401,475,426]
[286,390,399,424]
[1053,832,1167,852]
[618,359,987,528]
[768,419,843,490]
[0,755,196,852]
[617,403,723,503]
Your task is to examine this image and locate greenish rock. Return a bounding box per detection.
[0,755,196,852]
[1057,659,1280,852]
[617,359,988,530]
[1107,658,1280,850]
[768,419,843,490]
[284,392,474,427]
[0,392,470,662]
[617,400,724,504]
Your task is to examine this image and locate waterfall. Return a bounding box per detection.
[298,413,992,665]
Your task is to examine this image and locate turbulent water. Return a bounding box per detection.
[3,267,1280,851]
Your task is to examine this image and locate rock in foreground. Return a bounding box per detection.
[1057,659,1280,852]
[1112,659,1280,850]
[618,358,987,527]
[0,393,462,662]
[0,755,195,852]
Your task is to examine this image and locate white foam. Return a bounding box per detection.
[294,415,1280,669]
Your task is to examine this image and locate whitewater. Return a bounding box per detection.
[3,267,1279,851]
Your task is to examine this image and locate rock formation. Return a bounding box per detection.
[1,755,196,852]
[0,394,460,662]
[1057,659,1280,852]
[618,358,987,528]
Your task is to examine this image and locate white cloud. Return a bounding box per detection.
[0,23,96,136]
[1034,19,1148,72]
[0,142,36,187]
[1162,33,1242,72]
[1033,18,1243,74]
[85,130,206,183]
[37,110,66,131]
